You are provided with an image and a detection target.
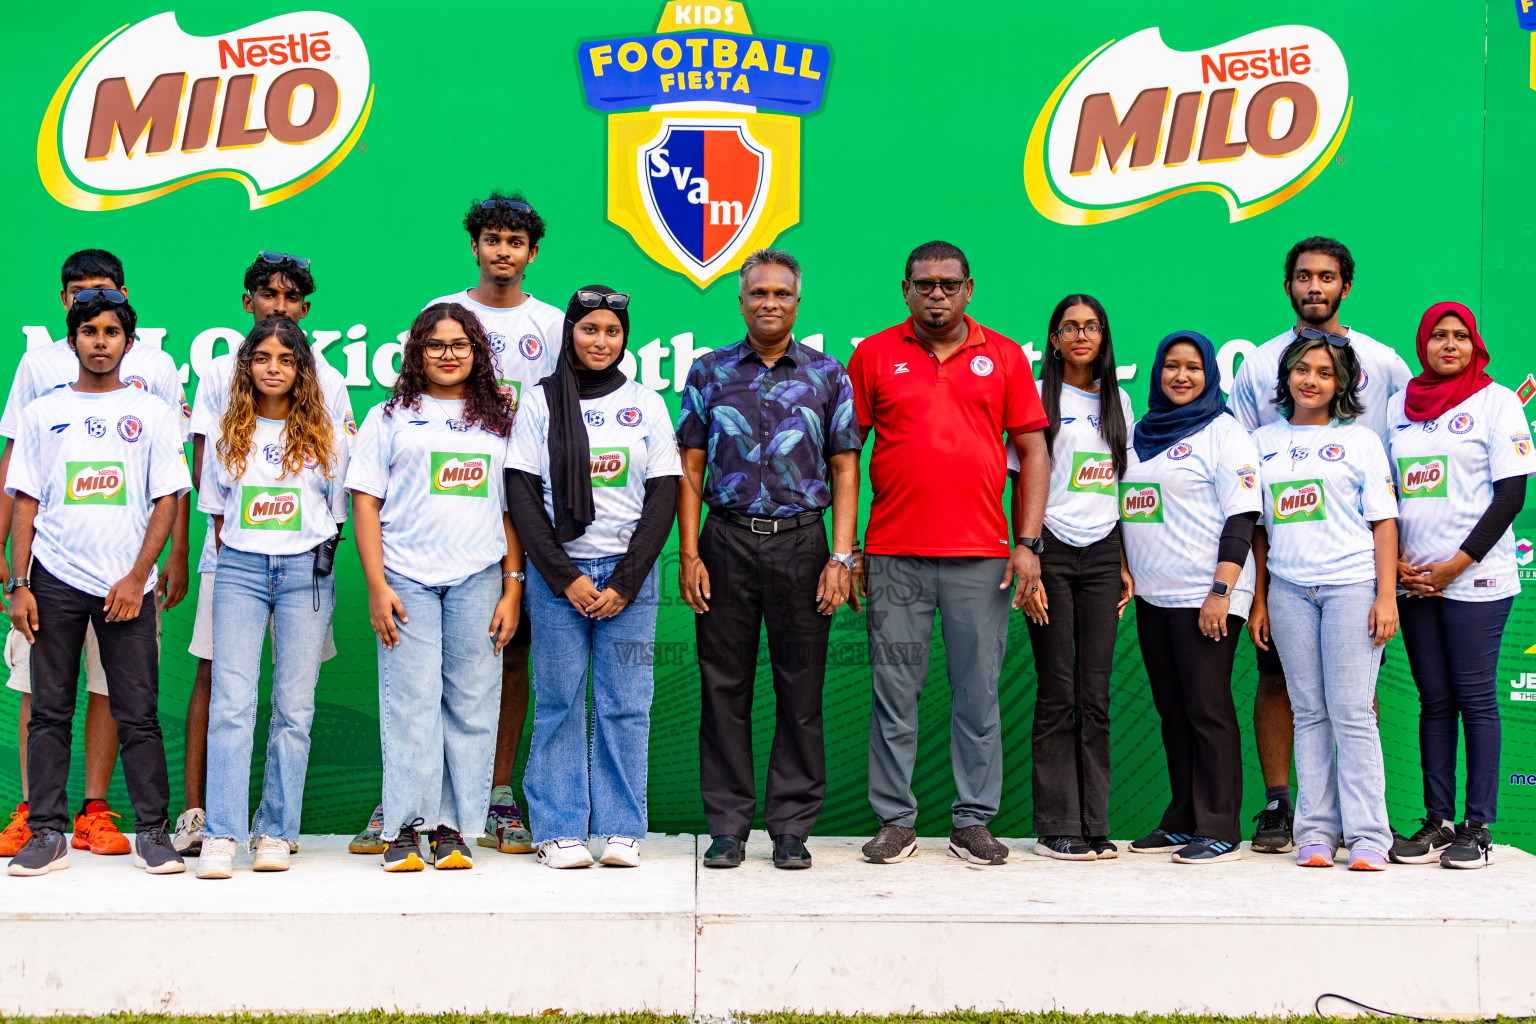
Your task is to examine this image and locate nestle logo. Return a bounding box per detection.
[1201,45,1310,84]
[218,31,331,70]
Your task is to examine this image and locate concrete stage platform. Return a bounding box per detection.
[2,833,1534,1017]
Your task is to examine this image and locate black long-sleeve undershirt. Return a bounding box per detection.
[1460,474,1527,563]
[1216,510,1261,567]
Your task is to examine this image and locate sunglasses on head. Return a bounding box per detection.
[576,290,630,311]
[1296,326,1350,348]
[72,288,127,306]
[479,198,533,213]
[257,250,311,270]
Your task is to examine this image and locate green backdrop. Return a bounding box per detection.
[2,0,1533,849]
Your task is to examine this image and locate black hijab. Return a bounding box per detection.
[540,285,631,544]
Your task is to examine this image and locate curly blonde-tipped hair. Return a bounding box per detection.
[216,318,337,480]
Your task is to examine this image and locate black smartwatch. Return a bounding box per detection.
[1015,536,1045,555]
[1210,580,1231,597]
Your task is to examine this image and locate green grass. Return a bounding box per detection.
[0,1013,1496,1024]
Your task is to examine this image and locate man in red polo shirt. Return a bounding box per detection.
[848,240,1049,866]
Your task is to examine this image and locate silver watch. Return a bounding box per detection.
[829,552,856,571]
[504,571,526,583]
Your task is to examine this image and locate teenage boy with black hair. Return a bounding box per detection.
[0,249,191,861]
[347,191,562,856]
[5,292,192,875]
[174,251,353,855]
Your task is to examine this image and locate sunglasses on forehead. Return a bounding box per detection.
[576,290,630,311]
[257,250,311,270]
[479,198,533,213]
[1296,326,1350,348]
[71,288,127,306]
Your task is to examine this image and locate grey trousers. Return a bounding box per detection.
[865,555,1012,829]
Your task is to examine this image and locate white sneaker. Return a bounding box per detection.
[599,836,640,867]
[173,807,205,855]
[252,834,291,872]
[537,838,595,869]
[196,837,236,879]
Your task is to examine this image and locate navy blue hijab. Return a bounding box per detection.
[1133,330,1231,461]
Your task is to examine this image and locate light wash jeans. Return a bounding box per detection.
[1267,576,1392,854]
[203,546,333,842]
[378,563,502,841]
[524,556,659,843]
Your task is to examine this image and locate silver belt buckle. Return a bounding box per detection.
[750,516,777,535]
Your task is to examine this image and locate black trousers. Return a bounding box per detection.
[696,512,830,841]
[1135,600,1245,843]
[1027,528,1121,836]
[26,560,170,834]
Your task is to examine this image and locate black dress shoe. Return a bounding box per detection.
[771,834,812,870]
[703,835,745,868]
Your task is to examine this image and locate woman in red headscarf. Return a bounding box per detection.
[1385,301,1533,869]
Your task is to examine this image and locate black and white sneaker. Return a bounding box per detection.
[1440,821,1494,870]
[948,825,1009,865]
[1087,836,1118,859]
[1034,835,1096,860]
[7,827,70,876]
[1129,828,1192,854]
[1250,800,1295,853]
[861,824,917,863]
[1390,818,1455,864]
[1172,836,1242,864]
[132,822,187,874]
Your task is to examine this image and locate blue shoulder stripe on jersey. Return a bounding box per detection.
[1261,452,1277,461]
[49,423,68,433]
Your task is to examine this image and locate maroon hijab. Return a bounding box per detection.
[1403,300,1493,422]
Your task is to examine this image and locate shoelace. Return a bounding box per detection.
[1252,806,1290,830]
[79,809,122,834]
[1449,822,1490,855]
[1407,817,1449,844]
[436,826,465,847]
[3,807,26,829]
[389,817,426,850]
[140,823,173,848]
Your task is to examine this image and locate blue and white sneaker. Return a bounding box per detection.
[1172,837,1242,864]
[1129,828,1192,854]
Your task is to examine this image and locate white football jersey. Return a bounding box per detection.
[424,291,563,411]
[0,338,189,442]
[198,416,350,556]
[1231,327,1412,442]
[1008,381,1133,547]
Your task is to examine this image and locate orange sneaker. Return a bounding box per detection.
[0,802,29,856]
[72,799,130,855]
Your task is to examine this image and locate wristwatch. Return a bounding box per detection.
[1015,536,1045,555]
[5,578,29,594]
[829,551,856,571]
[1210,580,1231,597]
[504,571,526,583]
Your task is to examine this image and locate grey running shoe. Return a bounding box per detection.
[382,824,425,872]
[132,823,187,874]
[949,824,1009,865]
[349,804,387,855]
[1391,818,1455,864]
[1034,835,1096,860]
[862,824,918,863]
[430,826,473,869]
[7,827,70,876]
[172,807,204,856]
[1440,821,1494,869]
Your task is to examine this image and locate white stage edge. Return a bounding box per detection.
[2,832,1534,1017]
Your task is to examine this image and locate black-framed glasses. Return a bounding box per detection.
[1296,326,1350,348]
[71,288,127,306]
[1055,323,1103,341]
[479,198,533,213]
[423,341,473,359]
[258,250,311,270]
[576,290,631,311]
[907,278,967,296]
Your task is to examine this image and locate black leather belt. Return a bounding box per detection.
[712,508,825,534]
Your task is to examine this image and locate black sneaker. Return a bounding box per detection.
[382,823,425,872]
[1087,835,1118,859]
[1390,818,1455,865]
[948,824,1009,865]
[771,834,813,870]
[131,822,186,874]
[7,827,70,876]
[430,826,473,869]
[1172,837,1242,864]
[1250,800,1295,853]
[862,824,917,863]
[1129,828,1192,854]
[1033,835,1096,860]
[703,835,746,868]
[1440,821,1494,870]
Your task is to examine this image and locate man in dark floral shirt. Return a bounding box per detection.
[676,248,861,871]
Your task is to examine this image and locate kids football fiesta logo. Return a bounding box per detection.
[1025,25,1351,225]
[39,11,373,211]
[579,3,831,287]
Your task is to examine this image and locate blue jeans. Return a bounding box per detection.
[524,556,659,843]
[203,546,333,841]
[1267,577,1391,854]
[378,563,503,840]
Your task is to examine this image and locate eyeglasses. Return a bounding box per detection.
[423,341,473,359]
[576,290,631,311]
[907,278,967,296]
[258,250,311,270]
[479,198,533,213]
[71,288,127,306]
[1054,323,1103,342]
[1296,326,1350,348]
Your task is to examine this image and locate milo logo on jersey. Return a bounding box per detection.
[1118,483,1163,523]
[1397,456,1448,498]
[65,462,126,505]
[1272,480,1327,522]
[591,447,630,487]
[1069,452,1117,493]
[430,453,490,497]
[241,487,301,530]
